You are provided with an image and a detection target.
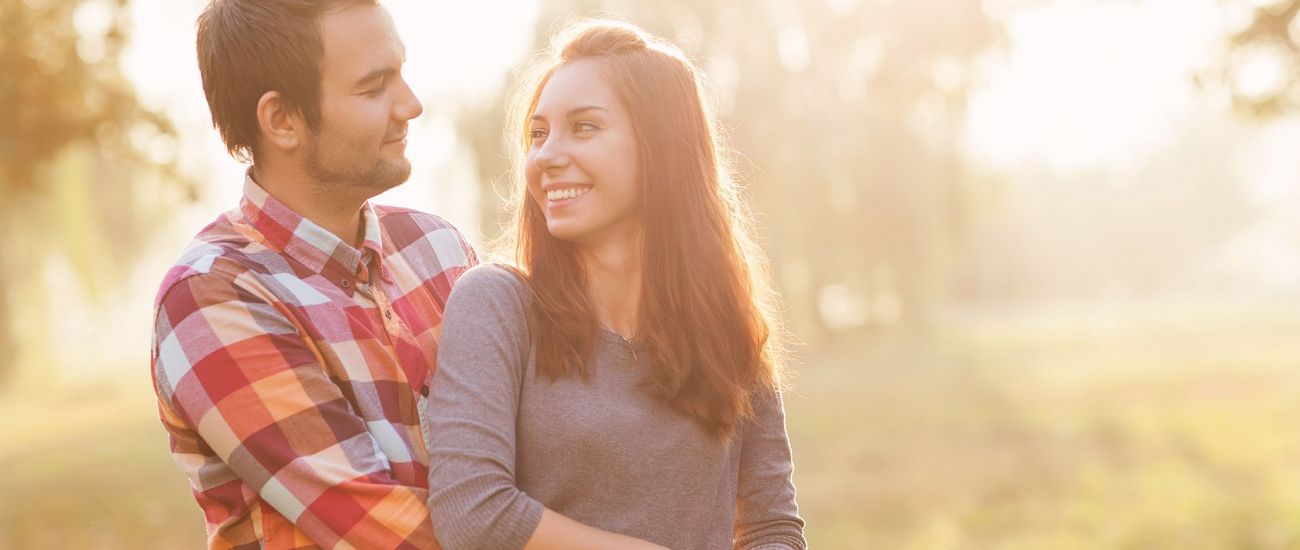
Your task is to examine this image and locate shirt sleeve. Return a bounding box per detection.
[424,264,545,550]
[733,387,807,550]
[152,270,438,550]
[458,229,480,270]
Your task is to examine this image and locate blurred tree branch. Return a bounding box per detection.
[0,0,189,385]
[1225,0,1300,116]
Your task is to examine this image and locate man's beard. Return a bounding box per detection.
[303,131,411,195]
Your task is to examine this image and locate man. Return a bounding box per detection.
[150,1,475,547]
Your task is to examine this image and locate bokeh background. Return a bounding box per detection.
[4,0,1300,548]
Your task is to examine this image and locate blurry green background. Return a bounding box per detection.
[4,0,1300,548]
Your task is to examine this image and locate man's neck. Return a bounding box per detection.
[253,164,367,248]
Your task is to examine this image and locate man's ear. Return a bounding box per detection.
[256,90,304,152]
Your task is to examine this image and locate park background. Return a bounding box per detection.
[3,0,1300,547]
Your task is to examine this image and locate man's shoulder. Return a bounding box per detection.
[153,211,274,310]
[373,205,461,240]
[373,204,475,267]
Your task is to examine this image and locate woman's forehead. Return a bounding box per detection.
[533,59,621,117]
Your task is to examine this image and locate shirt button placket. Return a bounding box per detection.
[371,279,402,337]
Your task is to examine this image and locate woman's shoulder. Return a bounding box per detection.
[458,262,525,287]
[448,262,532,312]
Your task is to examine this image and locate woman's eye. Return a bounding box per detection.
[574,121,600,132]
[529,129,549,141]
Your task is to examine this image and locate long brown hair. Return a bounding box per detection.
[501,19,787,438]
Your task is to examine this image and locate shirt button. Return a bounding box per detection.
[420,385,430,397]
[340,279,351,288]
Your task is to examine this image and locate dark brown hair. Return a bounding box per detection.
[502,19,787,439]
[195,0,374,162]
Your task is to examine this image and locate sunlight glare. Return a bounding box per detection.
[964,0,1224,172]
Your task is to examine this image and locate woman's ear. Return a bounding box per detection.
[256,90,303,152]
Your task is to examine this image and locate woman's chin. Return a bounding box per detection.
[545,221,587,243]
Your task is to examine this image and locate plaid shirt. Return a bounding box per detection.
[151,173,476,549]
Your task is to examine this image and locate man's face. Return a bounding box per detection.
[305,3,422,197]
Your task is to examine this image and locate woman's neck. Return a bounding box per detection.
[577,234,642,340]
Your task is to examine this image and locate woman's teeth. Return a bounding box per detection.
[546,187,591,201]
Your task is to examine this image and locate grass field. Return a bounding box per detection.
[3,303,1299,549]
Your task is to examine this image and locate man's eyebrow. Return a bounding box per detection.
[354,67,396,88]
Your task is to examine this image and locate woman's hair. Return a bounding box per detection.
[500,18,787,438]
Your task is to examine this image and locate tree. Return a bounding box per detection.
[1225,0,1300,116]
[0,0,186,385]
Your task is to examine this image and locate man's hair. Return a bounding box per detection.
[195,0,375,162]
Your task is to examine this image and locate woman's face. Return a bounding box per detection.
[525,58,642,246]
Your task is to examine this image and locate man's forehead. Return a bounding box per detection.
[318,4,404,77]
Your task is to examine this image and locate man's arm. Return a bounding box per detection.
[153,270,436,550]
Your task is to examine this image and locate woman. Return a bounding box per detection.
[425,19,805,550]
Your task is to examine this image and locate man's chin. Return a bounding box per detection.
[366,159,412,191]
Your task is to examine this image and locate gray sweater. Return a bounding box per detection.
[424,264,805,550]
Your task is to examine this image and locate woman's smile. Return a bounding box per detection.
[544,184,593,206]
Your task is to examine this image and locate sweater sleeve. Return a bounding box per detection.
[424,264,544,550]
[733,387,807,550]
